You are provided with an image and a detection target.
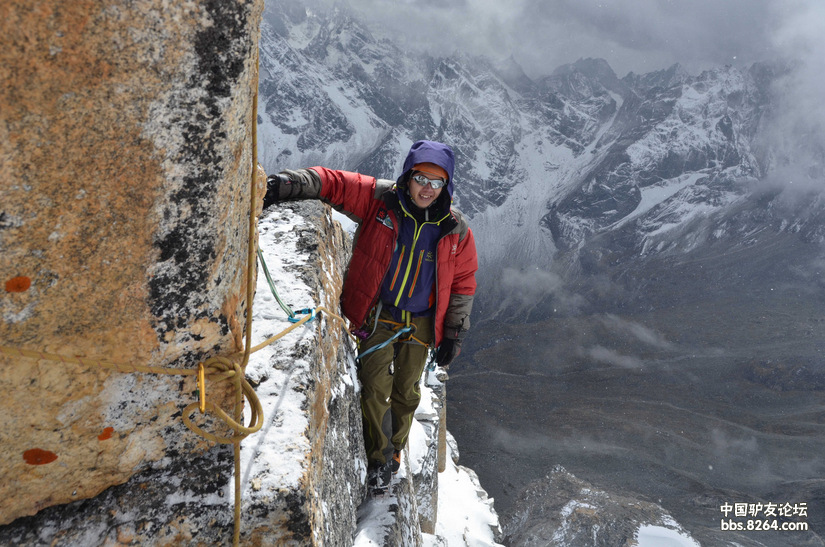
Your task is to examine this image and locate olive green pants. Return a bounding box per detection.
[358,308,433,466]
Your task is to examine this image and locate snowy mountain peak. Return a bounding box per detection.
[493,55,534,93]
[623,63,690,93]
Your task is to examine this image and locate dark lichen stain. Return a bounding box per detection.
[148,0,252,345]
[194,0,248,99]
[285,489,312,539]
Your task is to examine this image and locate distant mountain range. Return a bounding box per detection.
[257,2,825,544]
[257,0,823,325]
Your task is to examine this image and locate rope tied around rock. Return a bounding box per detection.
[0,41,355,545]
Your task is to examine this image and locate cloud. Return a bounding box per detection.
[495,266,559,315]
[710,428,759,460]
[514,0,775,76]
[579,315,676,369]
[598,314,674,350]
[495,266,584,317]
[491,425,629,457]
[337,0,783,77]
[761,0,825,188]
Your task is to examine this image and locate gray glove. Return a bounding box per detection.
[263,168,322,208]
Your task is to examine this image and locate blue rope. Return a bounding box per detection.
[289,308,316,324]
[356,326,414,360]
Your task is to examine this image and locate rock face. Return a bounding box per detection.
[0,202,486,546]
[0,0,265,524]
[240,202,362,546]
[0,202,361,545]
[502,466,698,546]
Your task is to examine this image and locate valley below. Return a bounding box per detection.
[449,241,825,546]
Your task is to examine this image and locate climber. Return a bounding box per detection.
[263,140,478,493]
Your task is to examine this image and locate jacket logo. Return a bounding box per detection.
[451,244,458,254]
[425,251,435,262]
[376,210,393,229]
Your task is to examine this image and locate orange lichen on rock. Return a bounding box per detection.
[23,448,58,465]
[98,427,115,441]
[5,276,31,293]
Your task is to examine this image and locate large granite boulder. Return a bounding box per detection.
[0,0,265,524]
[0,202,363,545]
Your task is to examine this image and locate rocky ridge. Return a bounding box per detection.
[1,202,501,545]
[502,466,698,546]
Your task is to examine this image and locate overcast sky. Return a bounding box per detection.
[329,0,816,78]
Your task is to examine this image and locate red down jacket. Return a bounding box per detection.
[312,166,478,347]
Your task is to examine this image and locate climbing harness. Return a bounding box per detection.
[354,308,430,361]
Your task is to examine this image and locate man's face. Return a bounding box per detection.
[409,162,447,209]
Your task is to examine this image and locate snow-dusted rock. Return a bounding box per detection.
[0,0,265,525]
[502,465,699,546]
[0,202,363,545]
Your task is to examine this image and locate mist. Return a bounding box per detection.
[329,0,790,78]
[597,314,674,351]
[326,0,824,192]
[762,0,825,190]
[494,266,584,318]
[582,346,643,370]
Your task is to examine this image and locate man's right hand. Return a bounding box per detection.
[265,173,291,203]
[263,169,322,207]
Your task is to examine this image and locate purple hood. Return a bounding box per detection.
[400,140,456,198]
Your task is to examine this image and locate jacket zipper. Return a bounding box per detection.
[432,213,458,343]
[408,250,425,298]
[389,245,405,291]
[392,204,450,308]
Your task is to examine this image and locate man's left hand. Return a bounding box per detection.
[435,338,461,368]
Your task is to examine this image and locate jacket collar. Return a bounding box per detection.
[382,186,459,236]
